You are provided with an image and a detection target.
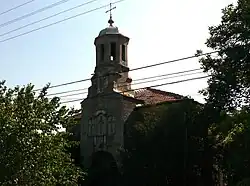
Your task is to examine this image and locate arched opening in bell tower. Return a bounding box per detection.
[110,42,116,61]
[100,44,105,61]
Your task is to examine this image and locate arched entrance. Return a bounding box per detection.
[86,151,120,186]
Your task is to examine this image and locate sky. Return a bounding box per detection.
[0,0,237,109]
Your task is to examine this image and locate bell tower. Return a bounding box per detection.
[80,4,142,170]
[88,4,131,97]
[95,18,129,68]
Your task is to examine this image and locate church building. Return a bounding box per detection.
[77,10,185,168]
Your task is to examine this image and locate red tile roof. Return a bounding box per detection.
[134,87,184,105]
[73,88,184,120]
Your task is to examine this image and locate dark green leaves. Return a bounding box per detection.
[198,1,250,184]
[0,82,83,185]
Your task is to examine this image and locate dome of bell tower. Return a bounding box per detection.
[99,26,120,36]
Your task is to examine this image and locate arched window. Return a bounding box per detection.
[110,42,116,61]
[100,44,104,61]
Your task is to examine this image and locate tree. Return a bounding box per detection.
[199,0,250,111]
[198,0,250,185]
[211,108,250,186]
[0,81,84,185]
[122,100,208,186]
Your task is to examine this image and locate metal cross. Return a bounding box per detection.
[105,3,116,26]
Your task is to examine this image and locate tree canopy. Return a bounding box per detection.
[121,1,250,185]
[0,81,84,185]
[198,0,250,185]
[199,0,250,111]
[122,100,209,186]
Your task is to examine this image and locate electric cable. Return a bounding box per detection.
[0,0,125,43]
[0,0,77,29]
[33,51,216,91]
[0,1,35,16]
[48,70,205,98]
[60,75,210,104]
[45,68,203,96]
[0,0,99,37]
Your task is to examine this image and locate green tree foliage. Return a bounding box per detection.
[122,100,209,186]
[198,0,250,185]
[0,81,84,185]
[122,1,250,185]
[209,109,250,186]
[199,0,250,111]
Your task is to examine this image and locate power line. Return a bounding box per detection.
[0,0,75,29]
[59,92,205,101]
[54,71,205,98]
[133,68,201,82]
[60,75,210,104]
[45,68,203,96]
[47,87,89,96]
[0,0,125,43]
[34,50,217,91]
[129,53,212,72]
[36,79,91,92]
[58,91,88,98]
[131,71,204,86]
[0,0,99,37]
[0,1,35,16]
[48,70,205,98]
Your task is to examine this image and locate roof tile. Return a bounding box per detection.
[134,88,183,105]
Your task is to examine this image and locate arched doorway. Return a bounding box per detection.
[87,151,120,186]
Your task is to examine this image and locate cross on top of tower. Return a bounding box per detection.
[105,3,116,27]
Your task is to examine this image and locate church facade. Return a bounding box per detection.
[78,17,184,168]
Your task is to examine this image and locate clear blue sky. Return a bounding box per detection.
[0,0,236,108]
